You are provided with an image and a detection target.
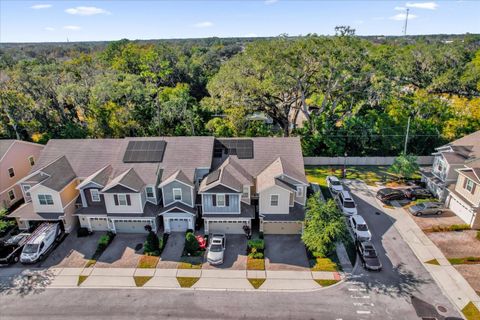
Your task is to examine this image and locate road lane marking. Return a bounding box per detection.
[356,310,371,314]
[353,302,374,307]
[350,295,370,299]
[348,288,367,291]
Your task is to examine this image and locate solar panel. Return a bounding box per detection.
[123,140,166,163]
[206,170,220,184]
[215,139,254,159]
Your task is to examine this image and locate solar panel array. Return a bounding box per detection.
[206,169,221,184]
[123,140,167,163]
[214,139,254,159]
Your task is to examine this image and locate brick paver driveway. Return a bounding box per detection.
[264,235,309,271]
[95,234,145,268]
[203,234,247,270]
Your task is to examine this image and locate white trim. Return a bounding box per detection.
[172,188,182,202]
[117,194,128,206]
[80,189,87,207]
[76,181,104,190]
[270,194,279,206]
[158,177,193,189]
[280,173,308,186]
[22,185,31,198]
[199,182,241,194]
[295,185,303,197]
[0,141,16,162]
[91,189,101,202]
[216,194,226,207]
[158,206,196,216]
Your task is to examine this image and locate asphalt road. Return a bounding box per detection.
[0,180,463,320]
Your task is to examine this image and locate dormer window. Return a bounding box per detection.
[173,188,182,201]
[114,194,130,206]
[91,189,100,202]
[217,194,226,207]
[38,194,54,205]
[146,186,155,198]
[270,194,279,206]
[242,186,250,198]
[465,179,476,194]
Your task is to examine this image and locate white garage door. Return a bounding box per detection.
[208,220,246,234]
[263,221,303,234]
[90,217,108,231]
[449,196,474,225]
[114,219,151,233]
[169,218,189,232]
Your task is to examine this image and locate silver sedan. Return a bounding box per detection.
[408,202,444,216]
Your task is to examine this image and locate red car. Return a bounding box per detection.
[196,235,206,249]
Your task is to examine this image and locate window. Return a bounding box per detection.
[242,186,250,198]
[270,195,279,206]
[118,194,127,206]
[91,189,100,202]
[296,186,303,197]
[22,185,31,197]
[38,194,54,205]
[217,194,226,207]
[8,167,15,178]
[28,156,35,166]
[465,179,475,193]
[173,188,182,201]
[146,186,155,198]
[8,189,15,201]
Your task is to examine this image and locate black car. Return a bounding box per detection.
[0,233,30,265]
[376,188,406,204]
[403,188,433,200]
[356,240,382,271]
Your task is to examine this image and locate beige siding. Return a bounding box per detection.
[60,179,79,207]
[0,141,43,208]
[455,174,480,206]
[62,199,78,232]
[259,185,291,214]
[30,184,63,213]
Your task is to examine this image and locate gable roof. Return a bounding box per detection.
[436,130,480,162]
[199,157,253,193]
[77,165,113,189]
[102,168,145,192]
[256,157,307,193]
[32,156,77,191]
[159,169,193,188]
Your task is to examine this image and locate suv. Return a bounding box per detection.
[356,241,382,271]
[326,176,343,195]
[376,188,406,204]
[349,215,371,241]
[335,191,357,215]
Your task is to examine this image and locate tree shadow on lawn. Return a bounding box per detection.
[0,269,54,297]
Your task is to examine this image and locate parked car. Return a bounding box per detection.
[20,223,62,264]
[207,233,226,265]
[376,188,406,204]
[335,191,357,215]
[349,215,372,241]
[408,202,445,216]
[0,233,31,265]
[403,188,433,200]
[308,182,321,198]
[356,241,382,271]
[326,176,343,195]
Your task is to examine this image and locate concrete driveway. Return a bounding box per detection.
[37,233,102,268]
[157,232,184,269]
[95,234,145,268]
[203,234,247,270]
[264,235,309,271]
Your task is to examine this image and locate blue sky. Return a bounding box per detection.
[1,1,479,43]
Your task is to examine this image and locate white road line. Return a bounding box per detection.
[356,310,372,314]
[353,302,374,307]
[350,295,370,299]
[348,288,367,291]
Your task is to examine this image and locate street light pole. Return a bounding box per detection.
[404,116,411,154]
[343,152,347,179]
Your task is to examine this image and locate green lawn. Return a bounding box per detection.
[310,257,339,272]
[305,165,394,187]
[248,278,266,289]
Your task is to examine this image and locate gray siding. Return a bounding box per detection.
[163,181,193,207]
[203,194,240,213]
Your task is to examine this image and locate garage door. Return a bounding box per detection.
[90,217,108,231]
[263,221,303,234]
[169,218,189,232]
[449,196,473,225]
[208,220,246,234]
[114,219,151,233]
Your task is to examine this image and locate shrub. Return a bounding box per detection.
[97,235,110,250]
[428,224,470,232]
[144,230,160,255]
[252,252,264,259]
[185,232,199,254]
[248,239,264,250]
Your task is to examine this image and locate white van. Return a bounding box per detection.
[20,223,61,264]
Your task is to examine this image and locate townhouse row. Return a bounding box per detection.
[8,137,308,235]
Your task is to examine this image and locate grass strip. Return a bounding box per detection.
[248,278,266,289]
[137,255,159,268]
[134,276,153,287]
[315,279,340,287]
[84,259,96,268]
[462,301,480,320]
[176,277,199,288]
[247,257,265,270]
[178,261,202,269]
[425,259,440,265]
[448,257,480,265]
[311,257,339,272]
[77,275,88,286]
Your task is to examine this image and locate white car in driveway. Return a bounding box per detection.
[349,215,372,241]
[207,233,226,265]
[326,176,343,195]
[335,191,358,215]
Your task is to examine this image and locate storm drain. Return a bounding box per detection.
[437,305,447,313]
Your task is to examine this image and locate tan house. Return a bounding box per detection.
[446,158,480,229]
[0,140,44,209]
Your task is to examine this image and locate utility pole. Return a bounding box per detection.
[404,116,411,154]
[403,8,410,36]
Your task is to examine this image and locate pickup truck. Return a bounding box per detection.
[0,233,31,265]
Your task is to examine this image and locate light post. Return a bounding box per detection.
[343,152,347,179]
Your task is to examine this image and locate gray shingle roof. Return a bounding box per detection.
[37,156,77,191]
[159,169,193,188]
[102,168,145,192]
[199,157,253,193]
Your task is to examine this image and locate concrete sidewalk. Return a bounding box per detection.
[378,194,480,312]
[0,266,343,292]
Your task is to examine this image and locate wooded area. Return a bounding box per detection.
[1,31,479,156]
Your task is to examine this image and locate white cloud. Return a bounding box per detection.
[194,21,213,28]
[244,33,258,37]
[30,4,52,9]
[395,6,406,11]
[63,25,81,30]
[406,2,438,10]
[264,0,278,4]
[390,13,418,21]
[65,6,110,16]
[45,27,55,31]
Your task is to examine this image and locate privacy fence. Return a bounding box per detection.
[303,156,434,166]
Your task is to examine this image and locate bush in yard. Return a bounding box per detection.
[185,232,199,254]
[247,239,264,251]
[302,198,346,257]
[388,153,419,180]
[144,230,161,256]
[0,208,15,237]
[252,252,264,259]
[97,235,110,251]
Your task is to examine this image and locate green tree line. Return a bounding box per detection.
[1,32,479,156]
